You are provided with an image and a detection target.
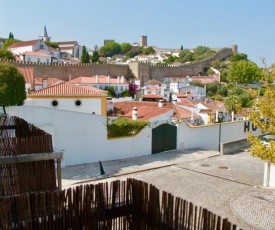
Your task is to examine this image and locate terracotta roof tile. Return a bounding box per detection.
[17,67,34,84]
[144,79,162,85]
[23,51,52,57]
[34,77,64,86]
[9,39,40,49]
[172,104,198,119]
[69,76,128,84]
[29,81,107,96]
[114,101,173,115]
[123,106,173,121]
[142,94,164,99]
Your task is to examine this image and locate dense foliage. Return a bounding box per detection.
[91,51,99,63]
[0,49,14,60]
[81,46,90,63]
[1,38,21,49]
[99,42,122,57]
[248,63,275,163]
[106,117,148,138]
[228,60,263,83]
[0,63,26,106]
[44,41,59,49]
[120,43,132,54]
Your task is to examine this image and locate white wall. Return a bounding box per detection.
[177,121,261,151]
[6,106,262,168]
[24,98,103,115]
[6,106,151,167]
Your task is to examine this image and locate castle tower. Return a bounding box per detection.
[232,45,238,54]
[140,35,147,47]
[39,26,51,42]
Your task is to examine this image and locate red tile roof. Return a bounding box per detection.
[114,101,173,114]
[34,77,64,86]
[17,67,34,84]
[8,39,40,49]
[123,106,172,121]
[57,41,77,45]
[142,94,164,99]
[145,85,161,90]
[28,81,107,96]
[23,51,52,57]
[69,76,128,84]
[145,79,162,85]
[176,98,197,107]
[172,104,198,119]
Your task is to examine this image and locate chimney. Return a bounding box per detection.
[117,76,120,83]
[96,74,99,83]
[121,76,124,83]
[42,77,48,88]
[132,107,138,120]
[108,75,110,83]
[158,99,164,107]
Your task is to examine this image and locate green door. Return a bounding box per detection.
[152,124,177,154]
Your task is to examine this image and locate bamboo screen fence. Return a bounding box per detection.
[0,179,240,230]
[0,116,57,196]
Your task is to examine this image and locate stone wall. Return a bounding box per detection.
[0,46,233,82]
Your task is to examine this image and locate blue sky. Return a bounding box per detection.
[1,0,274,66]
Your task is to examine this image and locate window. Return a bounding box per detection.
[27,57,31,62]
[99,85,102,89]
[37,58,40,63]
[46,59,50,63]
[51,100,58,107]
[120,86,123,91]
[40,44,43,49]
[75,100,81,107]
[115,86,118,91]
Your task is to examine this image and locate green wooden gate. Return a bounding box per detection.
[152,123,177,154]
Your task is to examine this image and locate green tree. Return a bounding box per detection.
[2,38,21,49]
[228,53,248,62]
[248,63,275,163]
[224,95,241,116]
[0,49,15,60]
[44,41,59,49]
[121,89,131,97]
[120,43,132,54]
[0,63,26,106]
[193,46,216,61]
[165,54,175,64]
[9,32,14,39]
[180,45,183,50]
[105,86,117,97]
[228,60,263,83]
[142,46,155,55]
[99,42,121,57]
[81,46,90,63]
[91,51,99,63]
[179,49,194,62]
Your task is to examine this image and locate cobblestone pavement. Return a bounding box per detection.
[61,149,274,230]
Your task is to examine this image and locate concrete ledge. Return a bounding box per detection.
[221,139,251,155]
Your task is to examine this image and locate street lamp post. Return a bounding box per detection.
[215,110,223,152]
[217,112,223,153]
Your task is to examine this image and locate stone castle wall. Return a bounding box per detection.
[0,46,234,83]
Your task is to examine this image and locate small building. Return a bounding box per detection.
[25,81,107,115]
[69,75,129,97]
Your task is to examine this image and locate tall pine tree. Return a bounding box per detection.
[81,46,90,63]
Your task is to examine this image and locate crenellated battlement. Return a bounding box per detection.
[0,46,234,84]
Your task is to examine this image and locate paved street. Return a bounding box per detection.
[61,149,275,230]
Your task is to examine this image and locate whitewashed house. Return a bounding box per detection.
[25,81,107,115]
[169,79,190,94]
[8,39,60,63]
[69,75,129,97]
